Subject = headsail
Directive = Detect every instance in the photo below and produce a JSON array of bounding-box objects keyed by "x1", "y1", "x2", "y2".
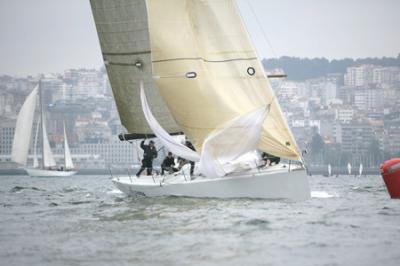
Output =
[
  {"x1": 64, "y1": 124, "x2": 74, "y2": 170},
  {"x1": 89, "y1": 0, "x2": 180, "y2": 137},
  {"x1": 199, "y1": 106, "x2": 269, "y2": 177},
  {"x1": 41, "y1": 118, "x2": 56, "y2": 168},
  {"x1": 146, "y1": 0, "x2": 301, "y2": 160},
  {"x1": 11, "y1": 86, "x2": 38, "y2": 166}
]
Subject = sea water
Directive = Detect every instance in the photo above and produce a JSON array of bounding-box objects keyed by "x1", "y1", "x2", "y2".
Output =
[{"x1": 0, "y1": 174, "x2": 399, "y2": 266}]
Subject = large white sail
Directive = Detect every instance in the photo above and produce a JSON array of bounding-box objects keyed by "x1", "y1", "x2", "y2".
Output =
[
  {"x1": 199, "y1": 106, "x2": 269, "y2": 177},
  {"x1": 63, "y1": 124, "x2": 74, "y2": 170},
  {"x1": 41, "y1": 118, "x2": 56, "y2": 168},
  {"x1": 11, "y1": 86, "x2": 38, "y2": 166},
  {"x1": 146, "y1": 0, "x2": 301, "y2": 161},
  {"x1": 89, "y1": 0, "x2": 180, "y2": 137}
]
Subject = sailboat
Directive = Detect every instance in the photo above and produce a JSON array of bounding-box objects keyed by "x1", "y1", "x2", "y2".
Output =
[
  {"x1": 11, "y1": 82, "x2": 77, "y2": 177},
  {"x1": 90, "y1": 0, "x2": 310, "y2": 200},
  {"x1": 347, "y1": 162, "x2": 352, "y2": 175},
  {"x1": 328, "y1": 164, "x2": 332, "y2": 177},
  {"x1": 359, "y1": 163, "x2": 363, "y2": 177}
]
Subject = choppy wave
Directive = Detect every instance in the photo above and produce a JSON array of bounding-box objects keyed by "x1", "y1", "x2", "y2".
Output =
[
  {"x1": 0, "y1": 174, "x2": 399, "y2": 266},
  {"x1": 9, "y1": 186, "x2": 44, "y2": 192}
]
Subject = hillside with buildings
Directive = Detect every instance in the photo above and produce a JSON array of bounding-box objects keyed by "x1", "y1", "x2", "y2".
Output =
[
  {"x1": 266, "y1": 59, "x2": 400, "y2": 169},
  {"x1": 1, "y1": 58, "x2": 400, "y2": 171}
]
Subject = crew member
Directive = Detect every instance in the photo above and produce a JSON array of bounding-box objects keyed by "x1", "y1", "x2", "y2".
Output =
[
  {"x1": 161, "y1": 152, "x2": 177, "y2": 175},
  {"x1": 136, "y1": 140, "x2": 158, "y2": 177},
  {"x1": 185, "y1": 140, "x2": 196, "y2": 175},
  {"x1": 261, "y1": 152, "x2": 280, "y2": 166}
]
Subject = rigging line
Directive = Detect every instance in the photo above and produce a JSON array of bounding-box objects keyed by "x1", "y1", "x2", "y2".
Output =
[{"x1": 244, "y1": 0, "x2": 278, "y2": 58}]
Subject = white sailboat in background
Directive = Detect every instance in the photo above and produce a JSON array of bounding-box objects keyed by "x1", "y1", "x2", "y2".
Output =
[
  {"x1": 359, "y1": 163, "x2": 363, "y2": 177},
  {"x1": 328, "y1": 164, "x2": 332, "y2": 177},
  {"x1": 90, "y1": 0, "x2": 310, "y2": 200},
  {"x1": 11, "y1": 83, "x2": 76, "y2": 177},
  {"x1": 347, "y1": 163, "x2": 352, "y2": 175}
]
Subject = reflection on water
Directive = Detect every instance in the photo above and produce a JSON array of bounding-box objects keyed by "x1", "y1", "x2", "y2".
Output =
[{"x1": 0, "y1": 174, "x2": 399, "y2": 266}]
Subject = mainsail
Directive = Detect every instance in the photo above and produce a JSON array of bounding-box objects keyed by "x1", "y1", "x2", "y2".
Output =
[
  {"x1": 89, "y1": 0, "x2": 180, "y2": 137},
  {"x1": 63, "y1": 124, "x2": 74, "y2": 170},
  {"x1": 146, "y1": 0, "x2": 301, "y2": 161},
  {"x1": 11, "y1": 86, "x2": 38, "y2": 166}
]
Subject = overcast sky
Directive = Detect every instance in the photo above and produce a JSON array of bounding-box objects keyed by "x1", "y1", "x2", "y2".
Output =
[{"x1": 0, "y1": 0, "x2": 399, "y2": 76}]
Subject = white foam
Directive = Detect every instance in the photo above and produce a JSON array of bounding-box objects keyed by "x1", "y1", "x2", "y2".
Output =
[
  {"x1": 107, "y1": 189, "x2": 123, "y2": 194},
  {"x1": 311, "y1": 191, "x2": 335, "y2": 198}
]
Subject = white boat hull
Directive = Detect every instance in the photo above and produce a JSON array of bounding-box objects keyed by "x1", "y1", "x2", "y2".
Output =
[
  {"x1": 25, "y1": 168, "x2": 77, "y2": 177},
  {"x1": 112, "y1": 166, "x2": 311, "y2": 201}
]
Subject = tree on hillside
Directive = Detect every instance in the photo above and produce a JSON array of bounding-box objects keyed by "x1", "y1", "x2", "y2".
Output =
[
  {"x1": 262, "y1": 55, "x2": 400, "y2": 80},
  {"x1": 309, "y1": 130, "x2": 325, "y2": 164}
]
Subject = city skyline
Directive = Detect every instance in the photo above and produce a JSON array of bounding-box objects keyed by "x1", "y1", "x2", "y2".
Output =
[{"x1": 0, "y1": 0, "x2": 399, "y2": 76}]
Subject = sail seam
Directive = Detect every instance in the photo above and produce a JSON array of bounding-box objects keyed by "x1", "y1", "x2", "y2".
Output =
[
  {"x1": 152, "y1": 57, "x2": 258, "y2": 63},
  {"x1": 107, "y1": 62, "x2": 145, "y2": 66}
]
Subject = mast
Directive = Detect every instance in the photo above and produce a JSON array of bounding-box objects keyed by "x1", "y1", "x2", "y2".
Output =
[{"x1": 39, "y1": 80, "x2": 45, "y2": 169}]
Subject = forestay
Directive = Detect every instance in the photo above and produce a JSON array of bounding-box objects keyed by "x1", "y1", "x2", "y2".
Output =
[
  {"x1": 147, "y1": 0, "x2": 301, "y2": 161},
  {"x1": 89, "y1": 0, "x2": 180, "y2": 137},
  {"x1": 11, "y1": 86, "x2": 38, "y2": 166}
]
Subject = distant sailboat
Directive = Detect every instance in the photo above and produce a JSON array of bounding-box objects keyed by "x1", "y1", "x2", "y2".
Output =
[
  {"x1": 347, "y1": 163, "x2": 352, "y2": 175},
  {"x1": 90, "y1": 0, "x2": 310, "y2": 200},
  {"x1": 359, "y1": 163, "x2": 363, "y2": 177},
  {"x1": 11, "y1": 82, "x2": 76, "y2": 177},
  {"x1": 328, "y1": 164, "x2": 332, "y2": 177}
]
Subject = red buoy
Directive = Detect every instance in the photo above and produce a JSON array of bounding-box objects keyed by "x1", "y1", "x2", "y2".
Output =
[{"x1": 380, "y1": 158, "x2": 400, "y2": 199}]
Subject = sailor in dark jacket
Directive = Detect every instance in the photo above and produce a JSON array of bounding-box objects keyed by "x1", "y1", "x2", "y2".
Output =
[
  {"x1": 161, "y1": 152, "x2": 177, "y2": 175},
  {"x1": 185, "y1": 140, "x2": 196, "y2": 175},
  {"x1": 136, "y1": 140, "x2": 158, "y2": 177}
]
